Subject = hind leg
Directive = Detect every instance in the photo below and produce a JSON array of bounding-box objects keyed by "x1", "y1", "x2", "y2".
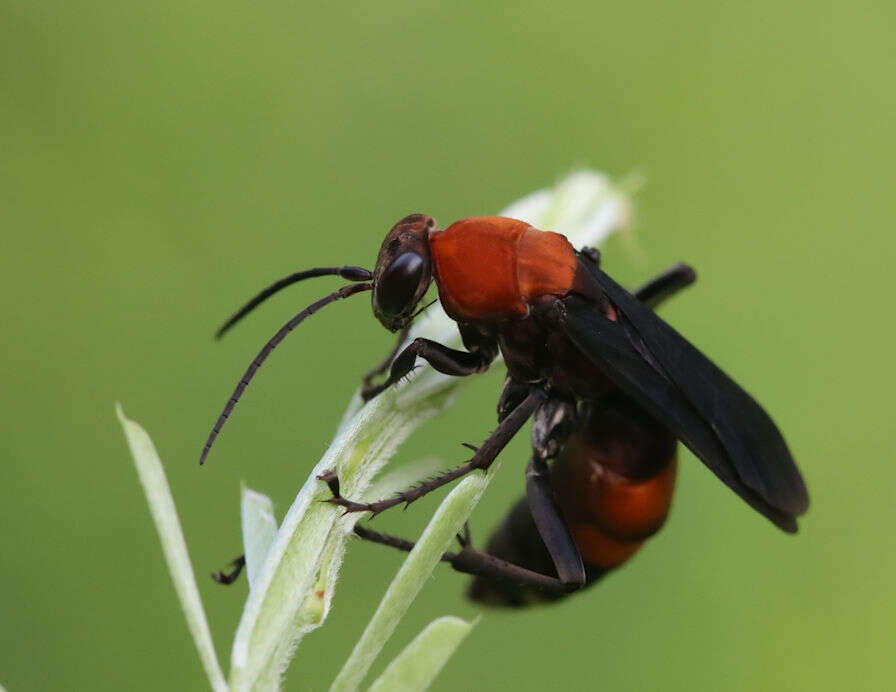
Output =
[
  {"x1": 351, "y1": 453, "x2": 588, "y2": 600},
  {"x1": 351, "y1": 520, "x2": 583, "y2": 597}
]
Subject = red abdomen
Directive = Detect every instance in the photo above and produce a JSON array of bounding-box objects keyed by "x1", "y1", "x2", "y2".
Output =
[
  {"x1": 553, "y1": 397, "x2": 678, "y2": 569},
  {"x1": 429, "y1": 217, "x2": 578, "y2": 322}
]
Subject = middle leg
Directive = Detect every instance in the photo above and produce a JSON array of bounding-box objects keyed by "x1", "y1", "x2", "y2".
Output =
[{"x1": 321, "y1": 389, "x2": 546, "y2": 515}]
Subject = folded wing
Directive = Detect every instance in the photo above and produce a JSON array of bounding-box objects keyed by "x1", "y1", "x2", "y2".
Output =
[{"x1": 560, "y1": 264, "x2": 809, "y2": 532}]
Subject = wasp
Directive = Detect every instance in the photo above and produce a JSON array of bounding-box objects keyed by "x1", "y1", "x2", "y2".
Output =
[{"x1": 203, "y1": 214, "x2": 808, "y2": 605}]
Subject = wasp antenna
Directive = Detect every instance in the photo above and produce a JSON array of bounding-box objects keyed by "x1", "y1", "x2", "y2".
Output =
[
  {"x1": 200, "y1": 282, "x2": 373, "y2": 465},
  {"x1": 215, "y1": 266, "x2": 373, "y2": 339}
]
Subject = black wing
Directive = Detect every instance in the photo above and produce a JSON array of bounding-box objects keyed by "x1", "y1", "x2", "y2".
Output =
[{"x1": 561, "y1": 262, "x2": 809, "y2": 533}]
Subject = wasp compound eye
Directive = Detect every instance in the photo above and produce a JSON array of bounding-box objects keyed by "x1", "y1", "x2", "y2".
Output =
[{"x1": 375, "y1": 252, "x2": 425, "y2": 318}]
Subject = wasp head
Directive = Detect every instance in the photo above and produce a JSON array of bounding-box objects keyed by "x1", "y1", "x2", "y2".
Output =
[{"x1": 372, "y1": 214, "x2": 435, "y2": 331}]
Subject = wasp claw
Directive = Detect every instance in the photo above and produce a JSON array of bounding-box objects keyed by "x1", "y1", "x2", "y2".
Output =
[{"x1": 317, "y1": 469, "x2": 341, "y2": 497}]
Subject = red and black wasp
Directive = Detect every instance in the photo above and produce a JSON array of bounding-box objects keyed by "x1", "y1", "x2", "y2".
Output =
[{"x1": 203, "y1": 214, "x2": 809, "y2": 605}]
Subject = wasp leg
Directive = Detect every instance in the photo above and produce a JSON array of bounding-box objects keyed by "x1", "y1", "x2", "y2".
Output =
[
  {"x1": 497, "y1": 376, "x2": 532, "y2": 422},
  {"x1": 321, "y1": 390, "x2": 545, "y2": 515},
  {"x1": 212, "y1": 554, "x2": 246, "y2": 585},
  {"x1": 578, "y1": 249, "x2": 696, "y2": 311},
  {"x1": 525, "y1": 458, "x2": 586, "y2": 587},
  {"x1": 633, "y1": 262, "x2": 697, "y2": 309},
  {"x1": 352, "y1": 524, "x2": 579, "y2": 595},
  {"x1": 360, "y1": 325, "x2": 411, "y2": 399},
  {"x1": 360, "y1": 337, "x2": 497, "y2": 402}
]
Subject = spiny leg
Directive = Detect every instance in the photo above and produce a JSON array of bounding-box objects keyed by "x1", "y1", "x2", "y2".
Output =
[
  {"x1": 352, "y1": 524, "x2": 578, "y2": 595},
  {"x1": 320, "y1": 389, "x2": 545, "y2": 515}
]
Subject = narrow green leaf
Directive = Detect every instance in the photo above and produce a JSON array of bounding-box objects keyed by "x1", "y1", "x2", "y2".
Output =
[
  {"x1": 329, "y1": 472, "x2": 491, "y2": 692},
  {"x1": 229, "y1": 387, "x2": 455, "y2": 691},
  {"x1": 367, "y1": 616, "x2": 476, "y2": 692},
  {"x1": 252, "y1": 538, "x2": 347, "y2": 692},
  {"x1": 116, "y1": 404, "x2": 228, "y2": 692},
  {"x1": 241, "y1": 486, "x2": 278, "y2": 590}
]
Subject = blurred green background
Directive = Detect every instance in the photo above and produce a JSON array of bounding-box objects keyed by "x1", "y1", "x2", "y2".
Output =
[{"x1": 2, "y1": 1, "x2": 893, "y2": 690}]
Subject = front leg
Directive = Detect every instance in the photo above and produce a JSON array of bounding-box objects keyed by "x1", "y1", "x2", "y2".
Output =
[
  {"x1": 361, "y1": 325, "x2": 411, "y2": 397},
  {"x1": 361, "y1": 336, "x2": 495, "y2": 401}
]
